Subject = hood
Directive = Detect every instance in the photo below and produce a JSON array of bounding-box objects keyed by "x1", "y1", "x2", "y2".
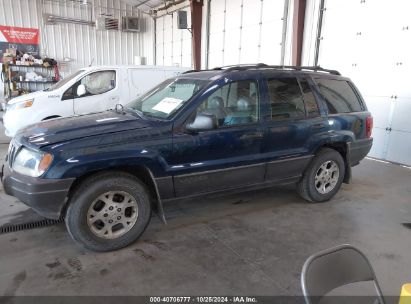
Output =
[
  {"x1": 16, "y1": 110, "x2": 151, "y2": 148},
  {"x1": 7, "y1": 91, "x2": 48, "y2": 105}
]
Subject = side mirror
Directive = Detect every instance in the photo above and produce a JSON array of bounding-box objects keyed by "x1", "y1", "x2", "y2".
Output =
[
  {"x1": 77, "y1": 84, "x2": 87, "y2": 97},
  {"x1": 186, "y1": 113, "x2": 217, "y2": 133}
]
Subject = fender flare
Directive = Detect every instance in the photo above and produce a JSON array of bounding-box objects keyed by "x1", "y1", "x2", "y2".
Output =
[{"x1": 146, "y1": 168, "x2": 167, "y2": 224}]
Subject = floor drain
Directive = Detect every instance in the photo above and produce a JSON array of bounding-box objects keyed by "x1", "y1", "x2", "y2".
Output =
[
  {"x1": 402, "y1": 223, "x2": 411, "y2": 230},
  {"x1": 0, "y1": 217, "x2": 64, "y2": 234}
]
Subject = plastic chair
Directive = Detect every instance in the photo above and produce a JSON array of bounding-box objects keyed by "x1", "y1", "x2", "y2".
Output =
[{"x1": 301, "y1": 244, "x2": 385, "y2": 304}]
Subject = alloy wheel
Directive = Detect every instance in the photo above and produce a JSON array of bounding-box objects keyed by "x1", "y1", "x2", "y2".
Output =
[
  {"x1": 314, "y1": 160, "x2": 340, "y2": 194},
  {"x1": 86, "y1": 191, "x2": 138, "y2": 239}
]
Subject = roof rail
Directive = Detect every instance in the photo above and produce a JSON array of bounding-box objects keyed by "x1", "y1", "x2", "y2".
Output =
[
  {"x1": 181, "y1": 64, "x2": 341, "y2": 76},
  {"x1": 210, "y1": 64, "x2": 341, "y2": 75},
  {"x1": 268, "y1": 65, "x2": 341, "y2": 75},
  {"x1": 182, "y1": 69, "x2": 200, "y2": 74}
]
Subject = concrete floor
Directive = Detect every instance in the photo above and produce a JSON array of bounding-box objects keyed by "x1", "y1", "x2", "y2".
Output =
[{"x1": 0, "y1": 121, "x2": 410, "y2": 296}]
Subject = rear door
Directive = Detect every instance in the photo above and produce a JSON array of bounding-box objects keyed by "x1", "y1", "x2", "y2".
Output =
[
  {"x1": 170, "y1": 78, "x2": 266, "y2": 197},
  {"x1": 261, "y1": 74, "x2": 327, "y2": 182},
  {"x1": 73, "y1": 70, "x2": 119, "y2": 114}
]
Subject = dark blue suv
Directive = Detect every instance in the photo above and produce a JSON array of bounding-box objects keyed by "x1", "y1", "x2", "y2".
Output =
[{"x1": 1, "y1": 65, "x2": 373, "y2": 251}]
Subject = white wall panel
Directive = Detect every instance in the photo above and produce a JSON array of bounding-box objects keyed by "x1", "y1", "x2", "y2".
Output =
[
  {"x1": 0, "y1": 0, "x2": 155, "y2": 76},
  {"x1": 155, "y1": 4, "x2": 192, "y2": 68},
  {"x1": 304, "y1": 0, "x2": 411, "y2": 165},
  {"x1": 207, "y1": 0, "x2": 286, "y2": 68}
]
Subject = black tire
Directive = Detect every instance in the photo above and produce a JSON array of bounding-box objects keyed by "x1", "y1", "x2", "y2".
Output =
[
  {"x1": 65, "y1": 171, "x2": 152, "y2": 252},
  {"x1": 297, "y1": 148, "x2": 345, "y2": 203}
]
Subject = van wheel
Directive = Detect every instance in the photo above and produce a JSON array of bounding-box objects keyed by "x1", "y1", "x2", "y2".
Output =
[
  {"x1": 65, "y1": 172, "x2": 151, "y2": 252},
  {"x1": 297, "y1": 148, "x2": 345, "y2": 203}
]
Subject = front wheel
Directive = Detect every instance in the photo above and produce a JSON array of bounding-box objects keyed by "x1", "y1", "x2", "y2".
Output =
[
  {"x1": 65, "y1": 172, "x2": 152, "y2": 252},
  {"x1": 297, "y1": 148, "x2": 345, "y2": 203}
]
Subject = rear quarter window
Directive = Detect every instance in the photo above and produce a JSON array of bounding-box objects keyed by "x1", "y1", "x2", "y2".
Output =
[{"x1": 316, "y1": 78, "x2": 364, "y2": 114}]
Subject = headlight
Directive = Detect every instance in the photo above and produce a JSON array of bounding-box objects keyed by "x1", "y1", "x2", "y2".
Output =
[
  {"x1": 7, "y1": 99, "x2": 34, "y2": 111},
  {"x1": 13, "y1": 148, "x2": 53, "y2": 177}
]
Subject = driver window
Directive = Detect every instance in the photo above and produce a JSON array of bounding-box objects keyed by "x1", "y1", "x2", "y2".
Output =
[
  {"x1": 196, "y1": 80, "x2": 259, "y2": 127},
  {"x1": 78, "y1": 71, "x2": 116, "y2": 97}
]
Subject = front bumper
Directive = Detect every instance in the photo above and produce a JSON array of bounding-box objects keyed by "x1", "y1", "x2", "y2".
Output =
[{"x1": 1, "y1": 164, "x2": 75, "y2": 219}]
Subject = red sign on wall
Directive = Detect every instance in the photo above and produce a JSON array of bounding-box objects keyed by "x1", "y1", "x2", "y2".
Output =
[
  {"x1": 0, "y1": 25, "x2": 39, "y2": 44},
  {"x1": 0, "y1": 25, "x2": 40, "y2": 60}
]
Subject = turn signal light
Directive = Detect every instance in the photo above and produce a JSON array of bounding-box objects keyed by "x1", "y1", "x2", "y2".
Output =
[{"x1": 38, "y1": 153, "x2": 53, "y2": 174}]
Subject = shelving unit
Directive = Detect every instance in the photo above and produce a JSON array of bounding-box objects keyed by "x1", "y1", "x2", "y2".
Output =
[{"x1": 1, "y1": 63, "x2": 59, "y2": 101}]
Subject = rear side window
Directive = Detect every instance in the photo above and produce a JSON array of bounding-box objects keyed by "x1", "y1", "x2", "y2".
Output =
[
  {"x1": 316, "y1": 79, "x2": 364, "y2": 113},
  {"x1": 267, "y1": 78, "x2": 305, "y2": 120},
  {"x1": 299, "y1": 79, "x2": 320, "y2": 117}
]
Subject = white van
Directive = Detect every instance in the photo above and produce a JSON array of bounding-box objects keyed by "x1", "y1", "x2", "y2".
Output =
[{"x1": 3, "y1": 65, "x2": 188, "y2": 137}]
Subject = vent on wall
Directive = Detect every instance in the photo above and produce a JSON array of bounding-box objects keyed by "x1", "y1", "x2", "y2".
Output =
[
  {"x1": 122, "y1": 17, "x2": 140, "y2": 32},
  {"x1": 96, "y1": 17, "x2": 119, "y2": 30}
]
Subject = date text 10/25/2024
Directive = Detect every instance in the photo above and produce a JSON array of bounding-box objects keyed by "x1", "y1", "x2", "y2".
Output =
[{"x1": 150, "y1": 297, "x2": 258, "y2": 303}]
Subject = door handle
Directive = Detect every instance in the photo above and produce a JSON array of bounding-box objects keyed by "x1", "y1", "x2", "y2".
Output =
[
  {"x1": 110, "y1": 96, "x2": 120, "y2": 102},
  {"x1": 241, "y1": 132, "x2": 264, "y2": 140}
]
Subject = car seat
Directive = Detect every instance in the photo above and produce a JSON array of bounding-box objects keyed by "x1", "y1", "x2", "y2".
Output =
[
  {"x1": 223, "y1": 97, "x2": 253, "y2": 126},
  {"x1": 206, "y1": 96, "x2": 227, "y2": 126}
]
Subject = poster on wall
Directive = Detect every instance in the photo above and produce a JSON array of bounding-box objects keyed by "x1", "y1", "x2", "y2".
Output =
[{"x1": 0, "y1": 25, "x2": 40, "y2": 61}]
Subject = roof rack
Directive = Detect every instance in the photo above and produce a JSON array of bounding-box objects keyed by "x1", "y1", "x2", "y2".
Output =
[
  {"x1": 181, "y1": 69, "x2": 200, "y2": 74},
  {"x1": 271, "y1": 65, "x2": 341, "y2": 75},
  {"x1": 181, "y1": 64, "x2": 341, "y2": 76},
  {"x1": 219, "y1": 64, "x2": 341, "y2": 75}
]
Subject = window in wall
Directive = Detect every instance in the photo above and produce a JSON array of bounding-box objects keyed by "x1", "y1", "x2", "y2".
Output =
[
  {"x1": 267, "y1": 77, "x2": 305, "y2": 120},
  {"x1": 316, "y1": 78, "x2": 364, "y2": 114}
]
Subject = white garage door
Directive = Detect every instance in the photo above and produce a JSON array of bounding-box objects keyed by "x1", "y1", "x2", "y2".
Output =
[
  {"x1": 155, "y1": 8, "x2": 192, "y2": 68},
  {"x1": 207, "y1": 0, "x2": 287, "y2": 68},
  {"x1": 317, "y1": 0, "x2": 411, "y2": 166}
]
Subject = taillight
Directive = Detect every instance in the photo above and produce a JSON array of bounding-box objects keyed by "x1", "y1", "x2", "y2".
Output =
[{"x1": 366, "y1": 116, "x2": 373, "y2": 138}]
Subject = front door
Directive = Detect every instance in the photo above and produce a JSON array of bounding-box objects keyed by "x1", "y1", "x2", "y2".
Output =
[
  {"x1": 170, "y1": 79, "x2": 265, "y2": 197},
  {"x1": 73, "y1": 70, "x2": 119, "y2": 115}
]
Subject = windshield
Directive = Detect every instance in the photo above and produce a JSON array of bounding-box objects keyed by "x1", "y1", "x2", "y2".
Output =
[
  {"x1": 44, "y1": 69, "x2": 85, "y2": 91},
  {"x1": 127, "y1": 78, "x2": 209, "y2": 119}
]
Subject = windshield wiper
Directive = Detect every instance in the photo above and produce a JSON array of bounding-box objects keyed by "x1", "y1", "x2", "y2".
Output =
[
  {"x1": 142, "y1": 111, "x2": 166, "y2": 120},
  {"x1": 125, "y1": 107, "x2": 143, "y2": 117}
]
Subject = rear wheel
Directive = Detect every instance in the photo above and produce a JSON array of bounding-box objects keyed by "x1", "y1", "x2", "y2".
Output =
[
  {"x1": 65, "y1": 172, "x2": 151, "y2": 252},
  {"x1": 297, "y1": 148, "x2": 345, "y2": 203}
]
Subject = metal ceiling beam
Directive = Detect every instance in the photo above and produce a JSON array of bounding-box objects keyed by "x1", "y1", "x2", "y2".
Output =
[{"x1": 120, "y1": 0, "x2": 157, "y2": 9}]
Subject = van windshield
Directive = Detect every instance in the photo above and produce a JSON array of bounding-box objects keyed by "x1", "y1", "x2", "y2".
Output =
[
  {"x1": 44, "y1": 69, "x2": 85, "y2": 91},
  {"x1": 127, "y1": 78, "x2": 209, "y2": 119}
]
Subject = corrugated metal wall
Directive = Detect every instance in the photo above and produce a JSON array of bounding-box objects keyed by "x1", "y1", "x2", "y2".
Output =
[
  {"x1": 302, "y1": 0, "x2": 411, "y2": 166},
  {"x1": 0, "y1": 0, "x2": 155, "y2": 74},
  {"x1": 207, "y1": 0, "x2": 290, "y2": 68},
  {"x1": 155, "y1": 2, "x2": 192, "y2": 68}
]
